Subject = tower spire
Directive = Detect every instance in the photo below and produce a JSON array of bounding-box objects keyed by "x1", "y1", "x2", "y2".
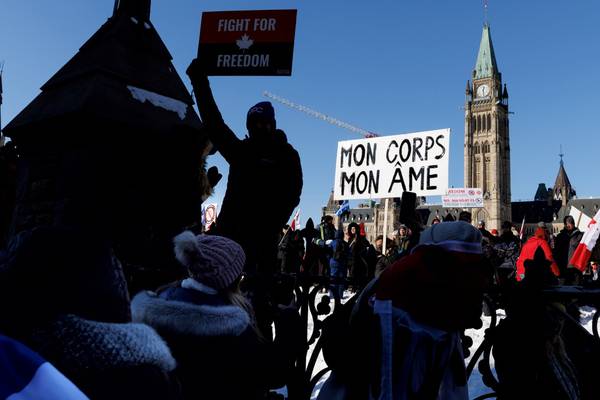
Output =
[
  {"x1": 484, "y1": 0, "x2": 489, "y2": 25},
  {"x1": 473, "y1": 24, "x2": 498, "y2": 79},
  {"x1": 559, "y1": 145, "x2": 564, "y2": 166}
]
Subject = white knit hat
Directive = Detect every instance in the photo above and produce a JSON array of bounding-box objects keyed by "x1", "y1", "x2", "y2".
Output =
[{"x1": 173, "y1": 231, "x2": 245, "y2": 290}]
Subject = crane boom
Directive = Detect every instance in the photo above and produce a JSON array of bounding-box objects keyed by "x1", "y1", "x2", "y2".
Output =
[{"x1": 263, "y1": 91, "x2": 378, "y2": 138}]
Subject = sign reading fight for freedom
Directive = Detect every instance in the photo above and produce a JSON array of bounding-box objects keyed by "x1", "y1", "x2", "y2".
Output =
[
  {"x1": 333, "y1": 129, "x2": 450, "y2": 200},
  {"x1": 199, "y1": 10, "x2": 297, "y2": 76},
  {"x1": 442, "y1": 188, "x2": 483, "y2": 208}
]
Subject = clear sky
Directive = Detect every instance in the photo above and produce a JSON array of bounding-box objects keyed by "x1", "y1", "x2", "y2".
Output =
[{"x1": 1, "y1": 0, "x2": 599, "y2": 224}]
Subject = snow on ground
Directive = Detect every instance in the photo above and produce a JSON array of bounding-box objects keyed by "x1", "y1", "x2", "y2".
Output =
[
  {"x1": 278, "y1": 294, "x2": 598, "y2": 399},
  {"x1": 580, "y1": 306, "x2": 597, "y2": 335}
]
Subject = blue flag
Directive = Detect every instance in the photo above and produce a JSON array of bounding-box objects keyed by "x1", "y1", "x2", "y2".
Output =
[
  {"x1": 0, "y1": 334, "x2": 88, "y2": 399},
  {"x1": 335, "y1": 200, "x2": 350, "y2": 216}
]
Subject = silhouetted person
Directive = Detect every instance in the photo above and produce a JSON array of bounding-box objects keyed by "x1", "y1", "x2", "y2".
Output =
[
  {"x1": 186, "y1": 60, "x2": 302, "y2": 339},
  {"x1": 186, "y1": 60, "x2": 302, "y2": 277},
  {"x1": 554, "y1": 215, "x2": 584, "y2": 284}
]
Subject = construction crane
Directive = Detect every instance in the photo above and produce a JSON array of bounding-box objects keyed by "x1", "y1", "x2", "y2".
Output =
[{"x1": 262, "y1": 91, "x2": 379, "y2": 138}]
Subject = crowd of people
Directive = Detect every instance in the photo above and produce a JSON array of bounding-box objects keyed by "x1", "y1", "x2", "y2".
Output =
[{"x1": 1, "y1": 58, "x2": 599, "y2": 400}]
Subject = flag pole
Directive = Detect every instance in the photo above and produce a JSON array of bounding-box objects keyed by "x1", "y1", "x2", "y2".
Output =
[{"x1": 382, "y1": 198, "x2": 389, "y2": 254}]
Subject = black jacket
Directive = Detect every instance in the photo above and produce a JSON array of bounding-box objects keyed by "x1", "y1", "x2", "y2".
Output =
[
  {"x1": 554, "y1": 228, "x2": 584, "y2": 273},
  {"x1": 189, "y1": 74, "x2": 303, "y2": 272}
]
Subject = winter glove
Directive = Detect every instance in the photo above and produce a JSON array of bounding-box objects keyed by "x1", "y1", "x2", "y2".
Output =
[
  {"x1": 206, "y1": 166, "x2": 222, "y2": 188},
  {"x1": 186, "y1": 58, "x2": 208, "y2": 84}
]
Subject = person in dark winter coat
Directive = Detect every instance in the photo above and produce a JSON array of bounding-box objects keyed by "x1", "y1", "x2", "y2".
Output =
[
  {"x1": 186, "y1": 60, "x2": 302, "y2": 277},
  {"x1": 0, "y1": 227, "x2": 179, "y2": 400},
  {"x1": 318, "y1": 221, "x2": 492, "y2": 400},
  {"x1": 300, "y1": 218, "x2": 321, "y2": 276},
  {"x1": 347, "y1": 222, "x2": 369, "y2": 292},
  {"x1": 323, "y1": 228, "x2": 350, "y2": 302},
  {"x1": 133, "y1": 232, "x2": 304, "y2": 400},
  {"x1": 492, "y1": 221, "x2": 521, "y2": 285},
  {"x1": 374, "y1": 238, "x2": 400, "y2": 278},
  {"x1": 278, "y1": 225, "x2": 304, "y2": 274},
  {"x1": 314, "y1": 215, "x2": 337, "y2": 277},
  {"x1": 554, "y1": 215, "x2": 584, "y2": 284},
  {"x1": 492, "y1": 247, "x2": 586, "y2": 400}
]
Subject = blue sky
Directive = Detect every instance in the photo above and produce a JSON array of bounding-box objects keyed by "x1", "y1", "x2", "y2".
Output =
[{"x1": 2, "y1": 1, "x2": 599, "y2": 224}]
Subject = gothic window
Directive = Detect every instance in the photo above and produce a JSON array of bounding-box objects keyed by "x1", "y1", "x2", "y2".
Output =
[
  {"x1": 475, "y1": 158, "x2": 481, "y2": 187},
  {"x1": 477, "y1": 115, "x2": 481, "y2": 132},
  {"x1": 482, "y1": 115, "x2": 486, "y2": 131},
  {"x1": 484, "y1": 157, "x2": 490, "y2": 191},
  {"x1": 487, "y1": 114, "x2": 491, "y2": 131}
]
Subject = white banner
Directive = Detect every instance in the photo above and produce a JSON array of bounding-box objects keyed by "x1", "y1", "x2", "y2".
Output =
[
  {"x1": 442, "y1": 188, "x2": 483, "y2": 208},
  {"x1": 333, "y1": 129, "x2": 450, "y2": 200}
]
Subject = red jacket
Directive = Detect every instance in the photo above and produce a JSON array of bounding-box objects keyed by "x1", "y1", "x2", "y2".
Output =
[{"x1": 516, "y1": 236, "x2": 559, "y2": 281}]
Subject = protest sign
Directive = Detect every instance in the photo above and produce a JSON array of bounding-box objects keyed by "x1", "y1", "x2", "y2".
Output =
[
  {"x1": 202, "y1": 203, "x2": 218, "y2": 230},
  {"x1": 442, "y1": 188, "x2": 483, "y2": 208},
  {"x1": 333, "y1": 129, "x2": 450, "y2": 200},
  {"x1": 198, "y1": 9, "x2": 297, "y2": 76}
]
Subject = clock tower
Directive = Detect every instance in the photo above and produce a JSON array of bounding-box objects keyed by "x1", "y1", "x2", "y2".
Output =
[{"x1": 464, "y1": 24, "x2": 511, "y2": 230}]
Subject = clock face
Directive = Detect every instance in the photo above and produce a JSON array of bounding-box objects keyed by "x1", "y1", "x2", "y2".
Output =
[{"x1": 477, "y1": 84, "x2": 490, "y2": 98}]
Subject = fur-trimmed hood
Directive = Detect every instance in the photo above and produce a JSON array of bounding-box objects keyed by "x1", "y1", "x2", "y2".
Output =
[
  {"x1": 31, "y1": 314, "x2": 176, "y2": 372},
  {"x1": 131, "y1": 291, "x2": 250, "y2": 337}
]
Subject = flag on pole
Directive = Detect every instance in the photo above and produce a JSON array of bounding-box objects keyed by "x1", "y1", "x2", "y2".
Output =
[
  {"x1": 569, "y1": 209, "x2": 600, "y2": 271},
  {"x1": 290, "y1": 209, "x2": 300, "y2": 231},
  {"x1": 335, "y1": 200, "x2": 350, "y2": 216},
  {"x1": 519, "y1": 216, "x2": 526, "y2": 240}
]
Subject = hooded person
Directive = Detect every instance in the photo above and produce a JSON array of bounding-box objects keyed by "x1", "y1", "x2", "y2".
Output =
[
  {"x1": 318, "y1": 221, "x2": 491, "y2": 400},
  {"x1": 302, "y1": 218, "x2": 323, "y2": 276},
  {"x1": 132, "y1": 232, "x2": 304, "y2": 400},
  {"x1": 492, "y1": 247, "x2": 583, "y2": 400},
  {"x1": 516, "y1": 227, "x2": 560, "y2": 281},
  {"x1": 347, "y1": 222, "x2": 369, "y2": 292},
  {"x1": 0, "y1": 227, "x2": 179, "y2": 400},
  {"x1": 373, "y1": 221, "x2": 490, "y2": 399},
  {"x1": 185, "y1": 60, "x2": 302, "y2": 279}
]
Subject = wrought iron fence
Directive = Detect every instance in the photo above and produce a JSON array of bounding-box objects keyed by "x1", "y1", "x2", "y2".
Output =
[{"x1": 281, "y1": 273, "x2": 600, "y2": 400}]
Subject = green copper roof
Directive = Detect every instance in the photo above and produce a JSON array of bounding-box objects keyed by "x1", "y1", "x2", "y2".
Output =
[{"x1": 474, "y1": 24, "x2": 498, "y2": 79}]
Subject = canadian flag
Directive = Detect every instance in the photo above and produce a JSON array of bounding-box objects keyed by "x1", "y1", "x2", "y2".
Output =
[
  {"x1": 290, "y1": 209, "x2": 300, "y2": 231},
  {"x1": 519, "y1": 216, "x2": 526, "y2": 240},
  {"x1": 569, "y1": 209, "x2": 600, "y2": 271}
]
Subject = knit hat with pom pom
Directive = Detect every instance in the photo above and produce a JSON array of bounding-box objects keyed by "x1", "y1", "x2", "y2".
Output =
[{"x1": 173, "y1": 231, "x2": 246, "y2": 290}]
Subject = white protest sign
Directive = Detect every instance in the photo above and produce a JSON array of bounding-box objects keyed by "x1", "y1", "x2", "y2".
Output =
[
  {"x1": 333, "y1": 129, "x2": 450, "y2": 200},
  {"x1": 442, "y1": 188, "x2": 483, "y2": 208}
]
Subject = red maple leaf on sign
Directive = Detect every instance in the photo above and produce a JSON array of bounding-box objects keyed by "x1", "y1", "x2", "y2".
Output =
[{"x1": 236, "y1": 34, "x2": 254, "y2": 50}]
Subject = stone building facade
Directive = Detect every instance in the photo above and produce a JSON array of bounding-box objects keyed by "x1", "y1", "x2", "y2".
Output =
[{"x1": 464, "y1": 24, "x2": 511, "y2": 231}]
